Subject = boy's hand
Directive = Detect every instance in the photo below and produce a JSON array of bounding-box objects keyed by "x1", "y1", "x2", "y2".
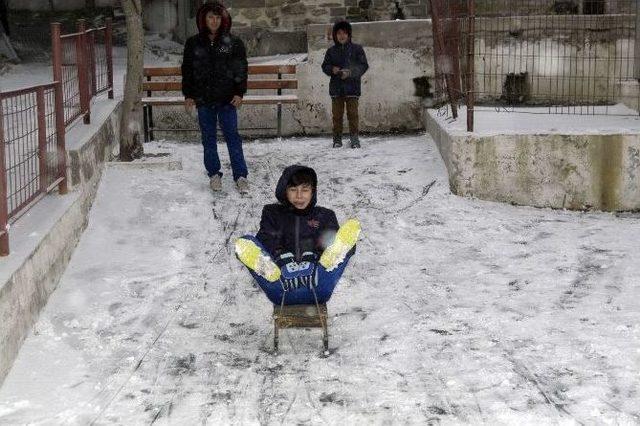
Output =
[
  {"x1": 231, "y1": 95, "x2": 243, "y2": 108},
  {"x1": 332, "y1": 66, "x2": 341, "y2": 75},
  {"x1": 340, "y1": 69, "x2": 351, "y2": 80},
  {"x1": 185, "y1": 98, "x2": 195, "y2": 112}
]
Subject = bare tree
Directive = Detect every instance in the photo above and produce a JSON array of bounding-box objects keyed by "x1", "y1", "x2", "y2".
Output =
[{"x1": 119, "y1": 0, "x2": 144, "y2": 161}]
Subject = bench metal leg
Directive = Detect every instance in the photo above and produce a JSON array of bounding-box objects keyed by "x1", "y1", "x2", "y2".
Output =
[
  {"x1": 277, "y1": 104, "x2": 282, "y2": 138},
  {"x1": 148, "y1": 105, "x2": 155, "y2": 141},
  {"x1": 143, "y1": 105, "x2": 149, "y2": 142}
]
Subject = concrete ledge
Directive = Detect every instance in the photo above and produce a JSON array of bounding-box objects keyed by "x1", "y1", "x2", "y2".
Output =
[
  {"x1": 107, "y1": 153, "x2": 183, "y2": 171},
  {"x1": 0, "y1": 99, "x2": 121, "y2": 384},
  {"x1": 425, "y1": 105, "x2": 640, "y2": 211}
]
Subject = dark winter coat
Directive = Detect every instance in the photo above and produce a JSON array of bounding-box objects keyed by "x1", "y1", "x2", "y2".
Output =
[
  {"x1": 256, "y1": 165, "x2": 340, "y2": 261},
  {"x1": 181, "y1": 3, "x2": 248, "y2": 106},
  {"x1": 321, "y1": 22, "x2": 369, "y2": 97}
]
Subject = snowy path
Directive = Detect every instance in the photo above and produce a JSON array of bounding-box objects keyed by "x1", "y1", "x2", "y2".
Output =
[{"x1": 0, "y1": 135, "x2": 639, "y2": 424}]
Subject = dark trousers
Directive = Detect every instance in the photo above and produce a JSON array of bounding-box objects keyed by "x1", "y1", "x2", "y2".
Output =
[
  {"x1": 197, "y1": 103, "x2": 248, "y2": 181},
  {"x1": 331, "y1": 96, "x2": 359, "y2": 137}
]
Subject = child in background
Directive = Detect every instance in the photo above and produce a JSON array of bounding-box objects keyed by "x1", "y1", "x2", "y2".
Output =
[{"x1": 321, "y1": 20, "x2": 369, "y2": 149}]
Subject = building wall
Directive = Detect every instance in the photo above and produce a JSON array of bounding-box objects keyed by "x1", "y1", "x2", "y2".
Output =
[
  {"x1": 175, "y1": 0, "x2": 430, "y2": 47},
  {"x1": 8, "y1": 0, "x2": 118, "y2": 10},
  {"x1": 225, "y1": 0, "x2": 429, "y2": 31},
  {"x1": 144, "y1": 0, "x2": 179, "y2": 35}
]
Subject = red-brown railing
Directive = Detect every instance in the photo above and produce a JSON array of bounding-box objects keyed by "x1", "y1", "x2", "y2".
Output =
[
  {"x1": 0, "y1": 83, "x2": 68, "y2": 255},
  {"x1": 0, "y1": 18, "x2": 112, "y2": 256},
  {"x1": 51, "y1": 19, "x2": 113, "y2": 126}
]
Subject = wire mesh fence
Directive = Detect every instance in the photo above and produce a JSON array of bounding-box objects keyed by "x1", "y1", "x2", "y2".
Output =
[
  {"x1": 0, "y1": 84, "x2": 66, "y2": 246},
  {"x1": 53, "y1": 19, "x2": 114, "y2": 126},
  {"x1": 430, "y1": 0, "x2": 640, "y2": 130}
]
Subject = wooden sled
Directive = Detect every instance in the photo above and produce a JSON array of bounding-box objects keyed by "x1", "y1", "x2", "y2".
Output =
[{"x1": 273, "y1": 303, "x2": 328, "y2": 352}]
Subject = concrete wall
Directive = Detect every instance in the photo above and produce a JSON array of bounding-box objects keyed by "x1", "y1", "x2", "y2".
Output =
[
  {"x1": 424, "y1": 108, "x2": 640, "y2": 211},
  {"x1": 144, "y1": 0, "x2": 179, "y2": 36},
  {"x1": 224, "y1": 0, "x2": 429, "y2": 31},
  {"x1": 0, "y1": 101, "x2": 120, "y2": 384},
  {"x1": 8, "y1": 0, "x2": 118, "y2": 10},
  {"x1": 174, "y1": 0, "x2": 429, "y2": 48}
]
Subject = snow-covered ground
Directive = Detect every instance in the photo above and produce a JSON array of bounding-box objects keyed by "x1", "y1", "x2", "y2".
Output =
[
  {"x1": 0, "y1": 134, "x2": 639, "y2": 424},
  {"x1": 434, "y1": 104, "x2": 640, "y2": 136},
  {"x1": 436, "y1": 105, "x2": 640, "y2": 136}
]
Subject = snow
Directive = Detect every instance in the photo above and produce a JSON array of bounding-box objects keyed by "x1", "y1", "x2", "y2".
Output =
[
  {"x1": 1, "y1": 134, "x2": 639, "y2": 424},
  {"x1": 434, "y1": 104, "x2": 640, "y2": 136}
]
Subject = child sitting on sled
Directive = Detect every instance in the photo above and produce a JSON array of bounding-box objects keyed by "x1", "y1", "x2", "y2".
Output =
[{"x1": 235, "y1": 165, "x2": 359, "y2": 305}]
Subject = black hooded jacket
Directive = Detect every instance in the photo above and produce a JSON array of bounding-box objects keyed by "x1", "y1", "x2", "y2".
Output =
[
  {"x1": 321, "y1": 21, "x2": 369, "y2": 97},
  {"x1": 181, "y1": 2, "x2": 248, "y2": 106},
  {"x1": 256, "y1": 166, "x2": 340, "y2": 261}
]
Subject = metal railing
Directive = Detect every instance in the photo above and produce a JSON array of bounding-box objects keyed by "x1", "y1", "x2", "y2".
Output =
[
  {"x1": 51, "y1": 18, "x2": 114, "y2": 126},
  {"x1": 0, "y1": 83, "x2": 67, "y2": 254},
  {"x1": 429, "y1": 0, "x2": 640, "y2": 131},
  {"x1": 0, "y1": 18, "x2": 113, "y2": 256}
]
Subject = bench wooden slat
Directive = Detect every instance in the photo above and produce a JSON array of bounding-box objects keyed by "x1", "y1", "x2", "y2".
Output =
[
  {"x1": 144, "y1": 67, "x2": 181, "y2": 77},
  {"x1": 143, "y1": 64, "x2": 297, "y2": 77},
  {"x1": 142, "y1": 94, "x2": 298, "y2": 106},
  {"x1": 143, "y1": 79, "x2": 298, "y2": 92},
  {"x1": 248, "y1": 64, "x2": 297, "y2": 75}
]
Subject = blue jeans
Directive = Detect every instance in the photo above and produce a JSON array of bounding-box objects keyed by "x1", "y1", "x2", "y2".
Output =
[
  {"x1": 240, "y1": 235, "x2": 352, "y2": 305},
  {"x1": 197, "y1": 103, "x2": 248, "y2": 181}
]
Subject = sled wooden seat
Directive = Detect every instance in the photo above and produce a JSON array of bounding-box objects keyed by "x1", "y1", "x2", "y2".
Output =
[
  {"x1": 141, "y1": 64, "x2": 299, "y2": 140},
  {"x1": 273, "y1": 303, "x2": 328, "y2": 352}
]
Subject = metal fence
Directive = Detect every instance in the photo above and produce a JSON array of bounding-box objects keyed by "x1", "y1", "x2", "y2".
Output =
[
  {"x1": 429, "y1": 0, "x2": 640, "y2": 131},
  {"x1": 0, "y1": 18, "x2": 113, "y2": 256},
  {"x1": 52, "y1": 19, "x2": 114, "y2": 126},
  {"x1": 0, "y1": 83, "x2": 67, "y2": 254}
]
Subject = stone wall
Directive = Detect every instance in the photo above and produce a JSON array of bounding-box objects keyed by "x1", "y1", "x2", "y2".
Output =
[
  {"x1": 8, "y1": 0, "x2": 118, "y2": 10},
  {"x1": 226, "y1": 0, "x2": 429, "y2": 31},
  {"x1": 175, "y1": 0, "x2": 430, "y2": 49}
]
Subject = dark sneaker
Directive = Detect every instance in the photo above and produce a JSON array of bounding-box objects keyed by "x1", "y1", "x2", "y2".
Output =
[
  {"x1": 350, "y1": 135, "x2": 361, "y2": 149},
  {"x1": 333, "y1": 135, "x2": 343, "y2": 148}
]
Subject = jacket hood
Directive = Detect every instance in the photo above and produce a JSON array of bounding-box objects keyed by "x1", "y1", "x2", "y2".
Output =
[
  {"x1": 332, "y1": 20, "x2": 352, "y2": 44},
  {"x1": 275, "y1": 165, "x2": 318, "y2": 211},
  {"x1": 196, "y1": 2, "x2": 232, "y2": 36}
]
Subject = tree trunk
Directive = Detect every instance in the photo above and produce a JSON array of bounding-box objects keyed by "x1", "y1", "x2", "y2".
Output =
[{"x1": 119, "y1": 0, "x2": 144, "y2": 161}]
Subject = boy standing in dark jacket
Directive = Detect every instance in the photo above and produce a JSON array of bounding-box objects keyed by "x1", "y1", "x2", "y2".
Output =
[
  {"x1": 321, "y1": 20, "x2": 369, "y2": 149},
  {"x1": 182, "y1": 2, "x2": 250, "y2": 194},
  {"x1": 235, "y1": 165, "x2": 360, "y2": 305}
]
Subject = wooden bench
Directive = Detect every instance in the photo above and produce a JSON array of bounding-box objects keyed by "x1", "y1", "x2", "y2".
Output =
[{"x1": 142, "y1": 64, "x2": 298, "y2": 141}]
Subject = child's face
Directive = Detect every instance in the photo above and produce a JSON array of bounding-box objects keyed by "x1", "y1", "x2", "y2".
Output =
[
  {"x1": 336, "y1": 29, "x2": 349, "y2": 44},
  {"x1": 286, "y1": 184, "x2": 313, "y2": 210},
  {"x1": 206, "y1": 11, "x2": 222, "y2": 34}
]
